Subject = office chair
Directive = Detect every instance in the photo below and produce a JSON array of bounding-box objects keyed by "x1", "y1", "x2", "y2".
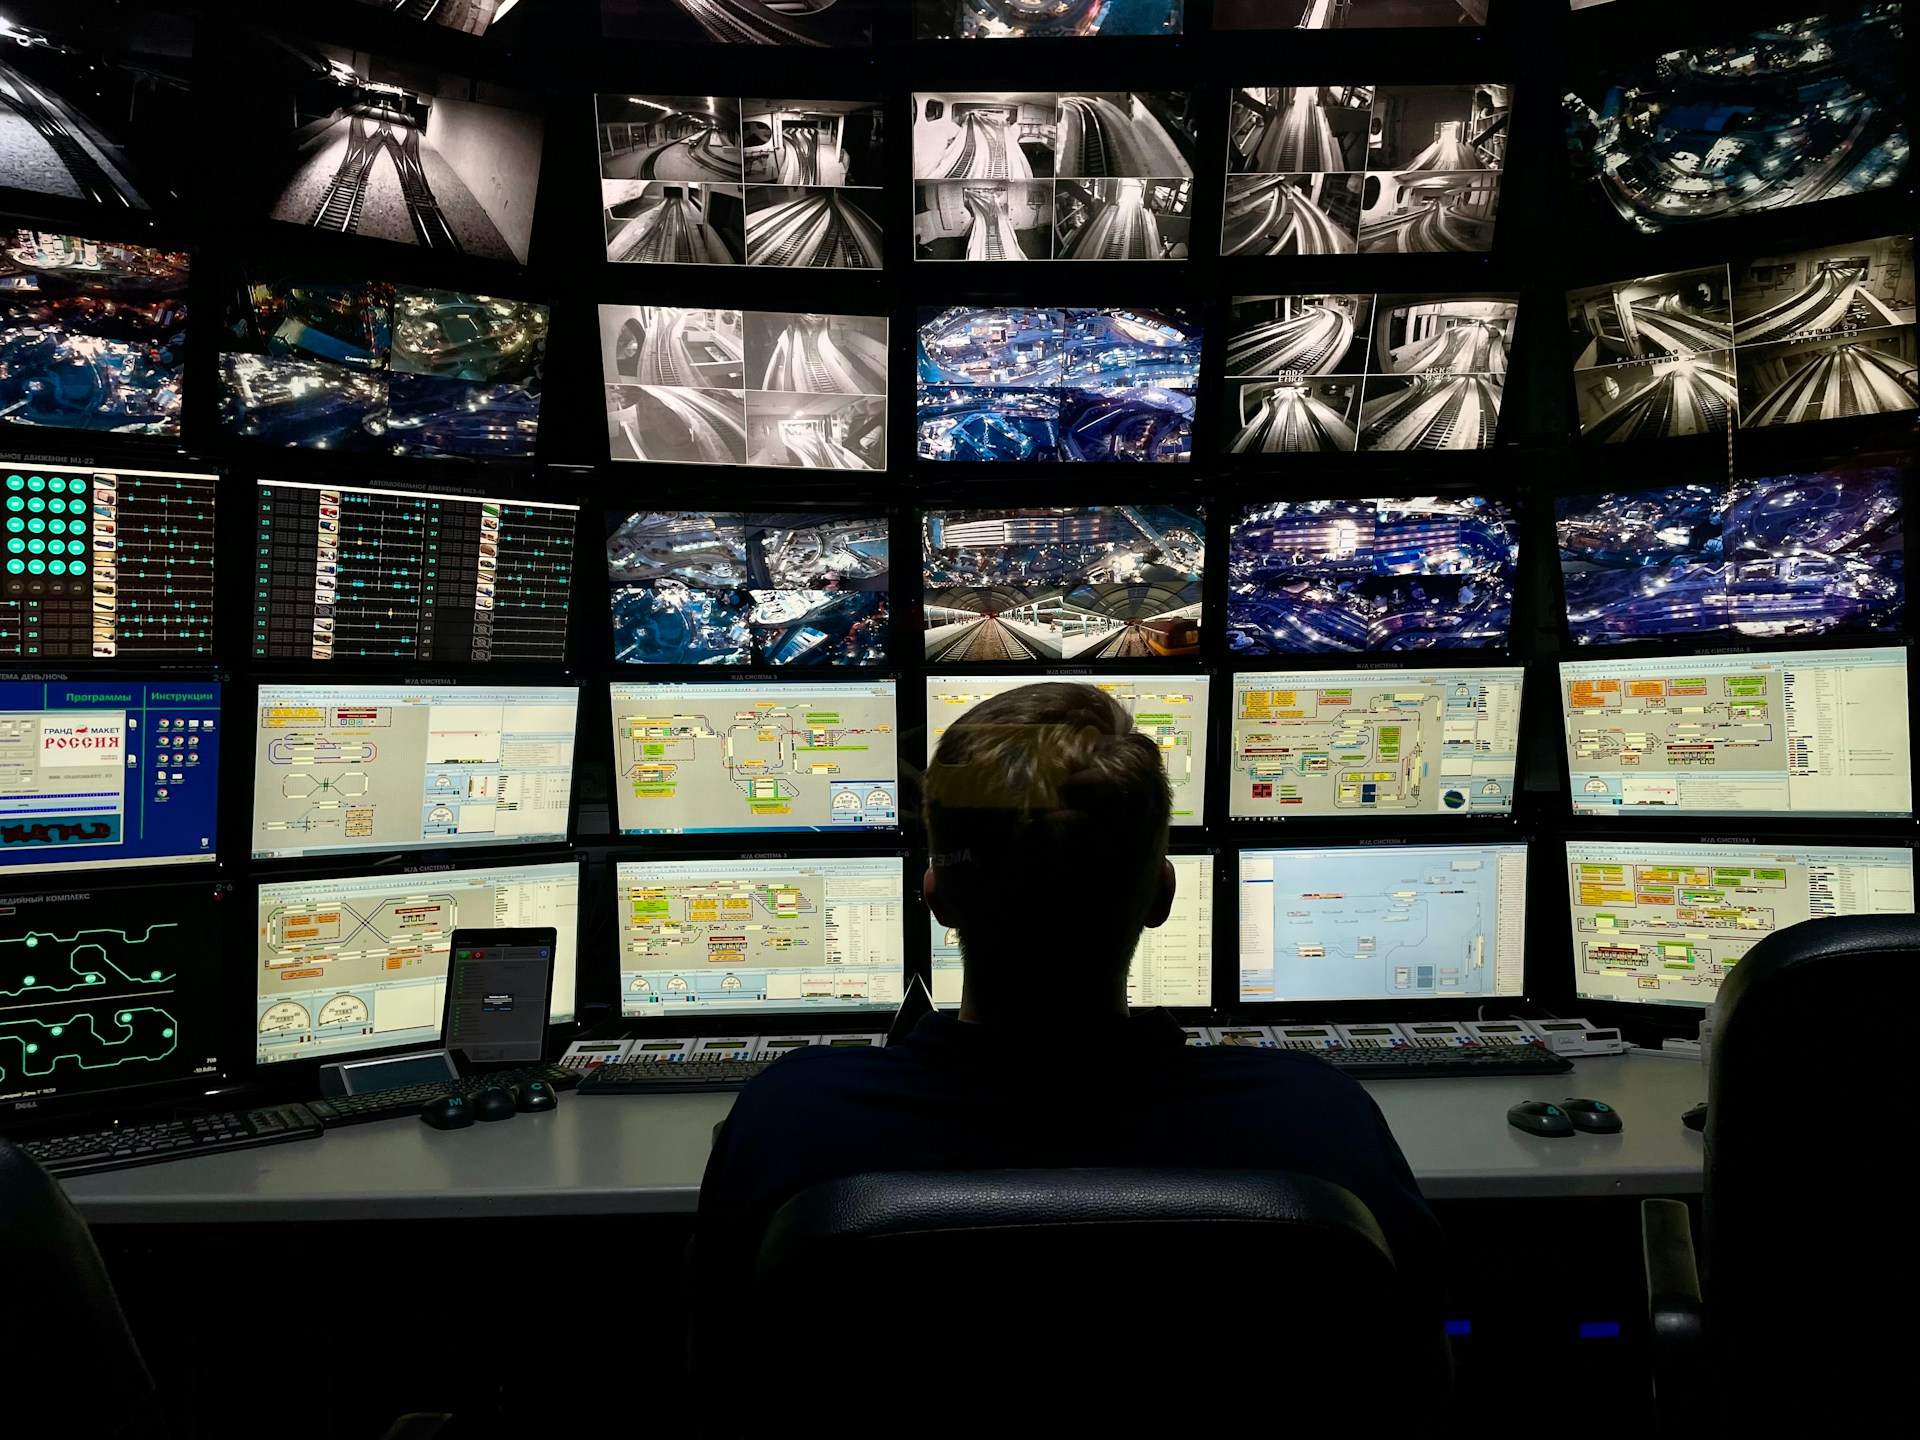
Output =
[
  {"x1": 0, "y1": 1137, "x2": 164, "y2": 1438},
  {"x1": 751, "y1": 1168, "x2": 1445, "y2": 1415},
  {"x1": 1642, "y1": 913, "x2": 1918, "y2": 1430}
]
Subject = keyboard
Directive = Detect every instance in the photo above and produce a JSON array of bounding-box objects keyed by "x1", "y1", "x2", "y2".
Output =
[
  {"x1": 1318, "y1": 1045, "x2": 1574, "y2": 1080},
  {"x1": 576, "y1": 1060, "x2": 769, "y2": 1095},
  {"x1": 20, "y1": 1104, "x2": 323, "y2": 1179},
  {"x1": 305, "y1": 1062, "x2": 580, "y2": 1127}
]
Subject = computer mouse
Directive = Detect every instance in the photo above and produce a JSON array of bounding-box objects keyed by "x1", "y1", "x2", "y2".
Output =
[
  {"x1": 1682, "y1": 1102, "x2": 1708, "y2": 1133},
  {"x1": 420, "y1": 1095, "x2": 474, "y2": 1130},
  {"x1": 1561, "y1": 1097, "x2": 1623, "y2": 1134},
  {"x1": 512, "y1": 1079, "x2": 558, "y2": 1113},
  {"x1": 1507, "y1": 1101, "x2": 1575, "y2": 1138},
  {"x1": 469, "y1": 1086, "x2": 518, "y2": 1122}
]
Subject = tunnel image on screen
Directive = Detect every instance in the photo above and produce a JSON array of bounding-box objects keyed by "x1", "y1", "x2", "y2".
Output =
[
  {"x1": 1224, "y1": 84, "x2": 1507, "y2": 257},
  {"x1": 1555, "y1": 466, "x2": 1906, "y2": 645},
  {"x1": 243, "y1": 32, "x2": 544, "y2": 264},
  {"x1": 924, "y1": 505, "x2": 1205, "y2": 662},
  {"x1": 1564, "y1": 4, "x2": 1907, "y2": 234},
  {"x1": 606, "y1": 511, "x2": 888, "y2": 666},
  {"x1": 1216, "y1": 1, "x2": 1488, "y2": 27},
  {"x1": 0, "y1": 3, "x2": 192, "y2": 212},
  {"x1": 0, "y1": 227, "x2": 187, "y2": 439},
  {"x1": 352, "y1": 0, "x2": 531, "y2": 38},
  {"x1": 1223, "y1": 293, "x2": 1517, "y2": 454},
  {"x1": 599, "y1": 95, "x2": 883, "y2": 268},
  {"x1": 1228, "y1": 497, "x2": 1519, "y2": 654},
  {"x1": 917, "y1": 306, "x2": 1202, "y2": 461},
  {"x1": 916, "y1": 1, "x2": 1184, "y2": 37},
  {"x1": 912, "y1": 92, "x2": 1197, "y2": 261},
  {"x1": 219, "y1": 279, "x2": 548, "y2": 461},
  {"x1": 601, "y1": 307, "x2": 887, "y2": 470},
  {"x1": 601, "y1": 0, "x2": 877, "y2": 45}
]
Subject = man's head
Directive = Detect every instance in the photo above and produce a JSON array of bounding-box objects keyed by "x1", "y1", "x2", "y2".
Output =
[{"x1": 924, "y1": 682, "x2": 1175, "y2": 1012}]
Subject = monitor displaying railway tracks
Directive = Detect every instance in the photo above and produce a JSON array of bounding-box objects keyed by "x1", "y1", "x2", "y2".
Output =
[
  {"x1": 923, "y1": 506, "x2": 1205, "y2": 662},
  {"x1": 1223, "y1": 83, "x2": 1508, "y2": 257},
  {"x1": 1227, "y1": 497, "x2": 1519, "y2": 654},
  {"x1": 606, "y1": 511, "x2": 889, "y2": 666},
  {"x1": 241, "y1": 32, "x2": 544, "y2": 265},
  {"x1": 219, "y1": 278, "x2": 549, "y2": 461},
  {"x1": 911, "y1": 93, "x2": 1198, "y2": 262},
  {"x1": 1223, "y1": 293, "x2": 1519, "y2": 455},
  {"x1": 926, "y1": 674, "x2": 1209, "y2": 825},
  {"x1": 1567, "y1": 236, "x2": 1917, "y2": 443},
  {"x1": 597, "y1": 95, "x2": 883, "y2": 269},
  {"x1": 0, "y1": 2, "x2": 191, "y2": 214},
  {"x1": 600, "y1": 306, "x2": 887, "y2": 470}
]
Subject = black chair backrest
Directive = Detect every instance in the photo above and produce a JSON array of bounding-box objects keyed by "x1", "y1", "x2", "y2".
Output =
[
  {"x1": 1706, "y1": 912, "x2": 1917, "y2": 1417},
  {"x1": 0, "y1": 1139, "x2": 161, "y2": 1438},
  {"x1": 755, "y1": 1168, "x2": 1435, "y2": 1412}
]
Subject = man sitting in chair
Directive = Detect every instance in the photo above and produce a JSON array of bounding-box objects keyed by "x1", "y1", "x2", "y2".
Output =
[{"x1": 691, "y1": 681, "x2": 1443, "y2": 1306}]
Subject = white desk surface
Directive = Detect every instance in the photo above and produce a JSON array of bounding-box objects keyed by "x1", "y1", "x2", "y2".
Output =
[{"x1": 63, "y1": 1053, "x2": 1707, "y2": 1224}]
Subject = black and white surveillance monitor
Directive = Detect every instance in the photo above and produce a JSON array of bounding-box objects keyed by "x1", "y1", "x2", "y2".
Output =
[
  {"x1": 925, "y1": 673, "x2": 1210, "y2": 825},
  {"x1": 1560, "y1": 647, "x2": 1912, "y2": 818},
  {"x1": 610, "y1": 679, "x2": 899, "y2": 834},
  {"x1": 1566, "y1": 840, "x2": 1916, "y2": 1008},
  {"x1": 615, "y1": 854, "x2": 905, "y2": 1017},
  {"x1": 250, "y1": 683, "x2": 579, "y2": 861},
  {"x1": 1237, "y1": 842, "x2": 1529, "y2": 1003},
  {"x1": 1228, "y1": 666, "x2": 1523, "y2": 819},
  {"x1": 253, "y1": 859, "x2": 582, "y2": 1065},
  {"x1": 932, "y1": 852, "x2": 1214, "y2": 1009}
]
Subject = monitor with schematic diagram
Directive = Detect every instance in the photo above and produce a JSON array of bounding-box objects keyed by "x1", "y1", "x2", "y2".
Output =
[
  {"x1": 615, "y1": 854, "x2": 905, "y2": 1016},
  {"x1": 1565, "y1": 840, "x2": 1915, "y2": 1007},
  {"x1": 254, "y1": 859, "x2": 581, "y2": 1064},
  {"x1": 250, "y1": 682, "x2": 579, "y2": 861},
  {"x1": 1237, "y1": 841, "x2": 1529, "y2": 1003}
]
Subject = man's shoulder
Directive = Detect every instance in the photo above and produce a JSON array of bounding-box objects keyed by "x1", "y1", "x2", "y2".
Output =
[{"x1": 1180, "y1": 1045, "x2": 1380, "y2": 1100}]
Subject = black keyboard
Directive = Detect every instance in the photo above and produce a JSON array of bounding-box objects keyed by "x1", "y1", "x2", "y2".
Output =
[
  {"x1": 20, "y1": 1104, "x2": 323, "y2": 1178},
  {"x1": 305, "y1": 1063, "x2": 579, "y2": 1127},
  {"x1": 576, "y1": 1060, "x2": 769, "y2": 1095},
  {"x1": 1319, "y1": 1045, "x2": 1574, "y2": 1080}
]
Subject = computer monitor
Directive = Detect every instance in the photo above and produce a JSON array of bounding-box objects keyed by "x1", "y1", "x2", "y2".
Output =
[
  {"x1": 1228, "y1": 666, "x2": 1523, "y2": 819},
  {"x1": 1237, "y1": 841, "x2": 1529, "y2": 1003},
  {"x1": 2, "y1": 466, "x2": 217, "y2": 660},
  {"x1": 609, "y1": 679, "x2": 899, "y2": 834},
  {"x1": 615, "y1": 854, "x2": 906, "y2": 1016},
  {"x1": 254, "y1": 480, "x2": 577, "y2": 664},
  {"x1": 1560, "y1": 647, "x2": 1912, "y2": 818},
  {"x1": 932, "y1": 852, "x2": 1214, "y2": 1009},
  {"x1": 1565, "y1": 840, "x2": 1916, "y2": 1008},
  {"x1": 924, "y1": 673, "x2": 1209, "y2": 825},
  {"x1": 250, "y1": 683, "x2": 578, "y2": 861},
  {"x1": 0, "y1": 677, "x2": 219, "y2": 875},
  {"x1": 1, "y1": 879, "x2": 222, "y2": 1119},
  {"x1": 254, "y1": 859, "x2": 581, "y2": 1065}
]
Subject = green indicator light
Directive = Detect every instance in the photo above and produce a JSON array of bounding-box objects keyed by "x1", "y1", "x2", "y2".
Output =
[
  {"x1": 5, "y1": 560, "x2": 22, "y2": 575},
  {"x1": 47, "y1": 561, "x2": 65, "y2": 576},
  {"x1": 70, "y1": 561, "x2": 86, "y2": 576},
  {"x1": 26, "y1": 560, "x2": 44, "y2": 575},
  {"x1": 67, "y1": 540, "x2": 84, "y2": 555},
  {"x1": 24, "y1": 1043, "x2": 36, "y2": 1054},
  {"x1": 26, "y1": 496, "x2": 44, "y2": 513},
  {"x1": 47, "y1": 519, "x2": 64, "y2": 535},
  {"x1": 25, "y1": 475, "x2": 43, "y2": 492},
  {"x1": 6, "y1": 541, "x2": 21, "y2": 555},
  {"x1": 26, "y1": 517, "x2": 43, "y2": 533},
  {"x1": 21, "y1": 975, "x2": 33, "y2": 985},
  {"x1": 162, "y1": 1028, "x2": 174, "y2": 1039},
  {"x1": 150, "y1": 970, "x2": 162, "y2": 980},
  {"x1": 3, "y1": 476, "x2": 20, "y2": 491},
  {"x1": 4, "y1": 518, "x2": 17, "y2": 533},
  {"x1": 117, "y1": 1012, "x2": 131, "y2": 1024},
  {"x1": 26, "y1": 539, "x2": 44, "y2": 555},
  {"x1": 5, "y1": 497, "x2": 22, "y2": 512},
  {"x1": 49, "y1": 1026, "x2": 63, "y2": 1037}
]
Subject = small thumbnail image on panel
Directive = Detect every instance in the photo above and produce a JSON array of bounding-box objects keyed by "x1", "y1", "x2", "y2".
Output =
[
  {"x1": 1564, "y1": 4, "x2": 1907, "y2": 235},
  {"x1": 607, "y1": 511, "x2": 889, "y2": 666},
  {"x1": 1226, "y1": 497, "x2": 1519, "y2": 655},
  {"x1": 916, "y1": 306, "x2": 1201, "y2": 462},
  {"x1": 915, "y1": 1, "x2": 1185, "y2": 39},
  {"x1": 601, "y1": 0, "x2": 878, "y2": 45},
  {"x1": 1215, "y1": 1, "x2": 1489, "y2": 29},
  {"x1": 0, "y1": 2, "x2": 192, "y2": 212},
  {"x1": 923, "y1": 505, "x2": 1204, "y2": 662},
  {"x1": 1555, "y1": 465, "x2": 1906, "y2": 646},
  {"x1": 0, "y1": 225, "x2": 187, "y2": 439}
]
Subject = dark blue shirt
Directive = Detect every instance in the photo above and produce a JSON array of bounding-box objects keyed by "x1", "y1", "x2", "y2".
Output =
[{"x1": 693, "y1": 1009, "x2": 1444, "y2": 1299}]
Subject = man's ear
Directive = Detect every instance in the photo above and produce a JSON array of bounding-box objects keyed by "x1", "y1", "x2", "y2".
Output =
[
  {"x1": 1142, "y1": 857, "x2": 1177, "y2": 930},
  {"x1": 923, "y1": 866, "x2": 955, "y2": 927}
]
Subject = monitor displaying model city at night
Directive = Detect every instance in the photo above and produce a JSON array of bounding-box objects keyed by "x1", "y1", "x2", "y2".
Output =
[
  {"x1": 1564, "y1": 3, "x2": 1907, "y2": 234},
  {"x1": 1556, "y1": 467, "x2": 1905, "y2": 645},
  {"x1": 607, "y1": 511, "x2": 889, "y2": 666},
  {"x1": 917, "y1": 307, "x2": 1201, "y2": 462},
  {"x1": 1229, "y1": 498, "x2": 1519, "y2": 654},
  {"x1": 924, "y1": 505, "x2": 1205, "y2": 662},
  {"x1": 1568, "y1": 235, "x2": 1917, "y2": 442}
]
